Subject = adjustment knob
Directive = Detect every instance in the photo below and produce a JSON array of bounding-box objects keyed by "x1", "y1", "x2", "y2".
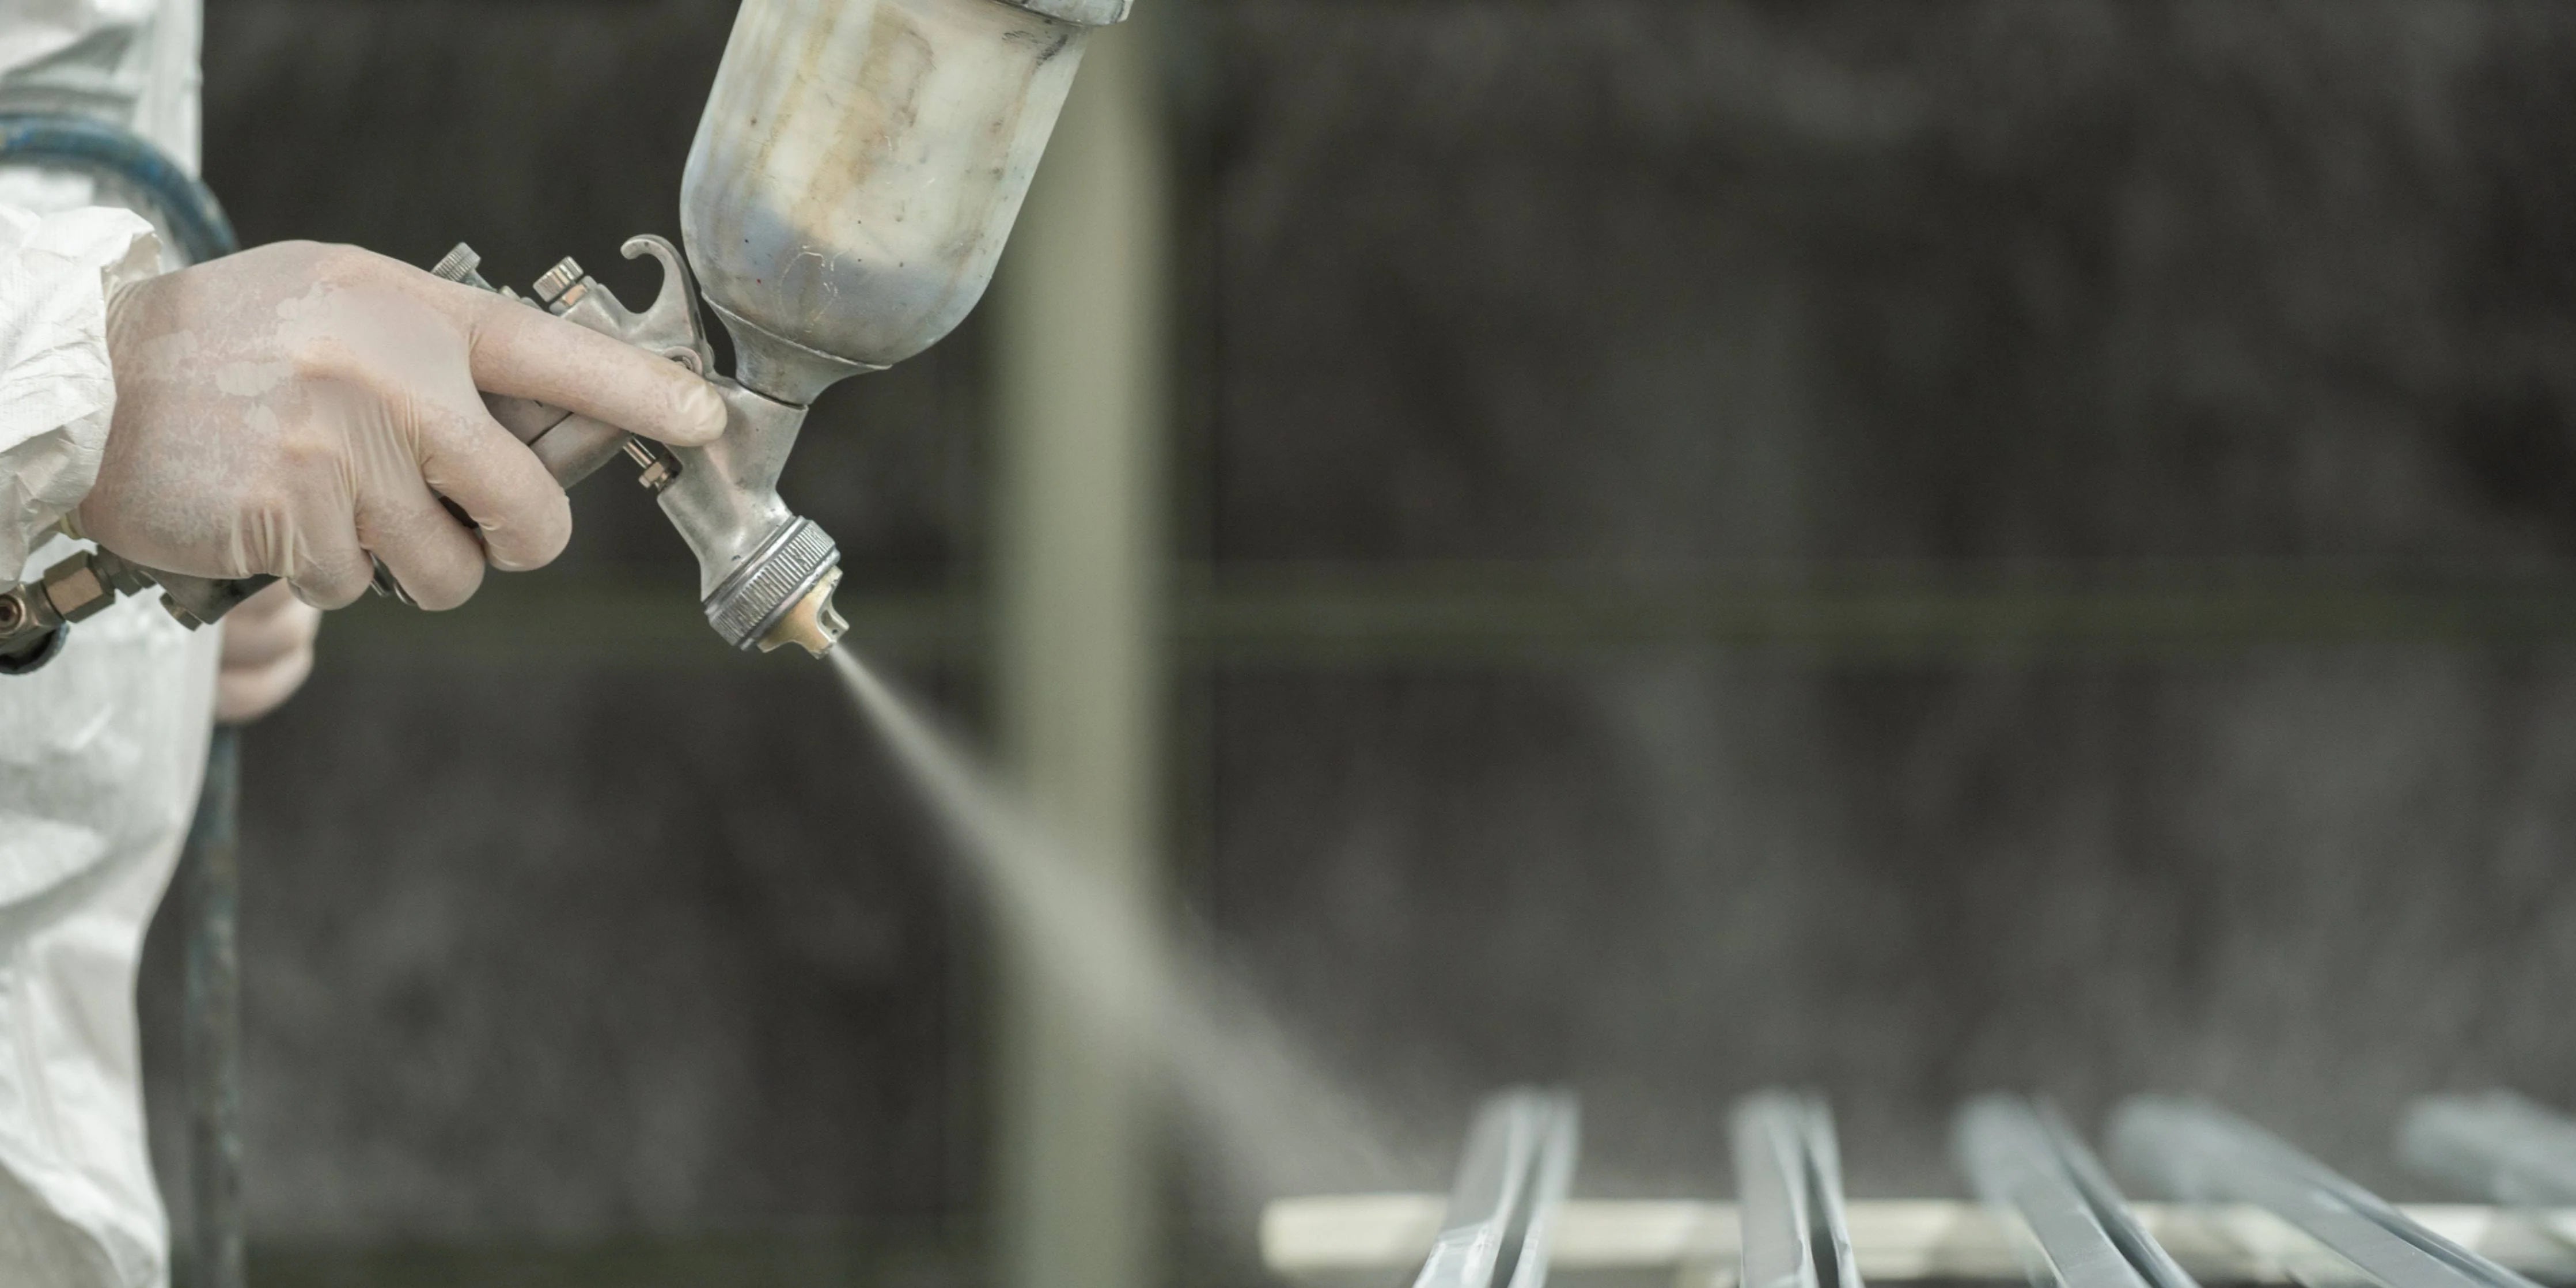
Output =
[{"x1": 533, "y1": 257, "x2": 586, "y2": 304}]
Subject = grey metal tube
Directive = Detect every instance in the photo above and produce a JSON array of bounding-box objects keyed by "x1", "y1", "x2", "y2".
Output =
[
  {"x1": 1412, "y1": 1090, "x2": 1581, "y2": 1288},
  {"x1": 2399, "y1": 1093, "x2": 2576, "y2": 1206},
  {"x1": 2111, "y1": 1098, "x2": 2539, "y2": 1288},
  {"x1": 1732, "y1": 1091, "x2": 1863, "y2": 1288},
  {"x1": 1416, "y1": 1094, "x2": 1550, "y2": 1288},
  {"x1": 181, "y1": 726, "x2": 243, "y2": 1288},
  {"x1": 1953, "y1": 1096, "x2": 2196, "y2": 1288}
]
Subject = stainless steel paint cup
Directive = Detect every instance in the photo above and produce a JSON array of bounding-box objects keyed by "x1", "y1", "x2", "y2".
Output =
[{"x1": 681, "y1": 0, "x2": 1126, "y2": 403}]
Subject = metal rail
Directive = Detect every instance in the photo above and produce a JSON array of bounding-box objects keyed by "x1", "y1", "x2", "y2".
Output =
[
  {"x1": 1268, "y1": 1088, "x2": 2576, "y2": 1286},
  {"x1": 1733, "y1": 1091, "x2": 1863, "y2": 1288},
  {"x1": 1414, "y1": 1089, "x2": 1581, "y2": 1288},
  {"x1": 2111, "y1": 1098, "x2": 2541, "y2": 1288},
  {"x1": 2401, "y1": 1093, "x2": 2576, "y2": 1207},
  {"x1": 1260, "y1": 1197, "x2": 2576, "y2": 1283},
  {"x1": 1956, "y1": 1096, "x2": 2197, "y2": 1288}
]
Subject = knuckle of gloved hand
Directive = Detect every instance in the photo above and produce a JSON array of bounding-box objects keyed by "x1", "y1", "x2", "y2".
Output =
[
  {"x1": 253, "y1": 240, "x2": 356, "y2": 297},
  {"x1": 291, "y1": 551, "x2": 374, "y2": 610},
  {"x1": 315, "y1": 328, "x2": 461, "y2": 407},
  {"x1": 272, "y1": 417, "x2": 345, "y2": 471},
  {"x1": 487, "y1": 492, "x2": 574, "y2": 573},
  {"x1": 279, "y1": 328, "x2": 344, "y2": 384},
  {"x1": 297, "y1": 241, "x2": 385, "y2": 286},
  {"x1": 223, "y1": 499, "x2": 296, "y2": 579},
  {"x1": 406, "y1": 555, "x2": 484, "y2": 612}
]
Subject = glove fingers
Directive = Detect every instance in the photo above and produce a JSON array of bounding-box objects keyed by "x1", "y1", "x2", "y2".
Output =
[
  {"x1": 216, "y1": 644, "x2": 316, "y2": 726},
  {"x1": 443, "y1": 280, "x2": 728, "y2": 446},
  {"x1": 229, "y1": 466, "x2": 370, "y2": 608},
  {"x1": 356, "y1": 465, "x2": 487, "y2": 611},
  {"x1": 222, "y1": 622, "x2": 308, "y2": 670},
  {"x1": 399, "y1": 383, "x2": 573, "y2": 574},
  {"x1": 280, "y1": 504, "x2": 374, "y2": 609},
  {"x1": 218, "y1": 582, "x2": 323, "y2": 668}
]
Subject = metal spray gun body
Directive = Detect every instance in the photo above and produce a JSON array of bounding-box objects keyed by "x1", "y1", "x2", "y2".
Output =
[
  {"x1": 424, "y1": 236, "x2": 856, "y2": 658},
  {"x1": 0, "y1": 0, "x2": 1126, "y2": 665}
]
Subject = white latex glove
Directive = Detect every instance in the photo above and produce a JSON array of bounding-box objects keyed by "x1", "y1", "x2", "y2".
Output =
[
  {"x1": 214, "y1": 579, "x2": 320, "y2": 724},
  {"x1": 78, "y1": 240, "x2": 728, "y2": 608}
]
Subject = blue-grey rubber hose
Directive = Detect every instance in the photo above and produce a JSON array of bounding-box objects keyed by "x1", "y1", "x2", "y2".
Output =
[
  {"x1": 179, "y1": 726, "x2": 243, "y2": 1288},
  {"x1": 0, "y1": 113, "x2": 237, "y2": 263}
]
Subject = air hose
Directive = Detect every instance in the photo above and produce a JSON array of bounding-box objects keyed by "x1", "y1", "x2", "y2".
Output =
[{"x1": 0, "y1": 112, "x2": 237, "y2": 260}]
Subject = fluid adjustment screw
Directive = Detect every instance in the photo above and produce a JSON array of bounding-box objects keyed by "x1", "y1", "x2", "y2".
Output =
[
  {"x1": 534, "y1": 257, "x2": 585, "y2": 304},
  {"x1": 623, "y1": 437, "x2": 679, "y2": 492}
]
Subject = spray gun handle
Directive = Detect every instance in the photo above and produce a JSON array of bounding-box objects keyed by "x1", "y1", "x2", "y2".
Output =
[
  {"x1": 0, "y1": 238, "x2": 714, "y2": 668},
  {"x1": 3, "y1": 234, "x2": 845, "y2": 669}
]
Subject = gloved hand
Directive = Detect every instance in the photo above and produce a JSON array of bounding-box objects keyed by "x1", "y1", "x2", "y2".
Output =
[
  {"x1": 79, "y1": 240, "x2": 729, "y2": 609},
  {"x1": 215, "y1": 580, "x2": 321, "y2": 724}
]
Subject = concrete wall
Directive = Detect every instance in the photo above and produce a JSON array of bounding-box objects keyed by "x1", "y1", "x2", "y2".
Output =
[
  {"x1": 145, "y1": 0, "x2": 2576, "y2": 1276},
  {"x1": 1194, "y1": 0, "x2": 2576, "y2": 1200}
]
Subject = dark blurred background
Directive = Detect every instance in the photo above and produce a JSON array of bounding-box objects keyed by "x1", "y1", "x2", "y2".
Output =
[{"x1": 137, "y1": 1, "x2": 2576, "y2": 1284}]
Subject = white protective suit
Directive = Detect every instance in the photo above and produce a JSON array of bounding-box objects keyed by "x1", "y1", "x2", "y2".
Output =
[{"x1": 0, "y1": 2, "x2": 218, "y2": 1286}]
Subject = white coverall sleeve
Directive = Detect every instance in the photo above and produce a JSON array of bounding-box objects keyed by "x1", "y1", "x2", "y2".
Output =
[{"x1": 0, "y1": 203, "x2": 163, "y2": 582}]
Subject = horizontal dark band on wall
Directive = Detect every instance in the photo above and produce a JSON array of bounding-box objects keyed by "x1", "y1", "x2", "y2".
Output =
[
  {"x1": 310, "y1": 562, "x2": 2576, "y2": 668},
  {"x1": 232, "y1": 1226, "x2": 1273, "y2": 1288},
  {"x1": 234, "y1": 1229, "x2": 979, "y2": 1288}
]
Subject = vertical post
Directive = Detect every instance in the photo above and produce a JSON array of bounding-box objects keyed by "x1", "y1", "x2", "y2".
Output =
[
  {"x1": 989, "y1": 13, "x2": 1172, "y2": 1288},
  {"x1": 182, "y1": 726, "x2": 244, "y2": 1288}
]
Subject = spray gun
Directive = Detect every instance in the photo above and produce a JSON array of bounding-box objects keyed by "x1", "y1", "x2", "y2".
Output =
[
  {"x1": 417, "y1": 234, "x2": 858, "y2": 658},
  {"x1": 0, "y1": 0, "x2": 1126, "y2": 668}
]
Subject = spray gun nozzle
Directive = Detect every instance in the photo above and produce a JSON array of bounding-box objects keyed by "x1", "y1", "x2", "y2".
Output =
[{"x1": 757, "y1": 565, "x2": 848, "y2": 658}]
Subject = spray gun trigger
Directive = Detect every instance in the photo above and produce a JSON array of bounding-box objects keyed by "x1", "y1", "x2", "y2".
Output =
[{"x1": 368, "y1": 558, "x2": 415, "y2": 607}]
